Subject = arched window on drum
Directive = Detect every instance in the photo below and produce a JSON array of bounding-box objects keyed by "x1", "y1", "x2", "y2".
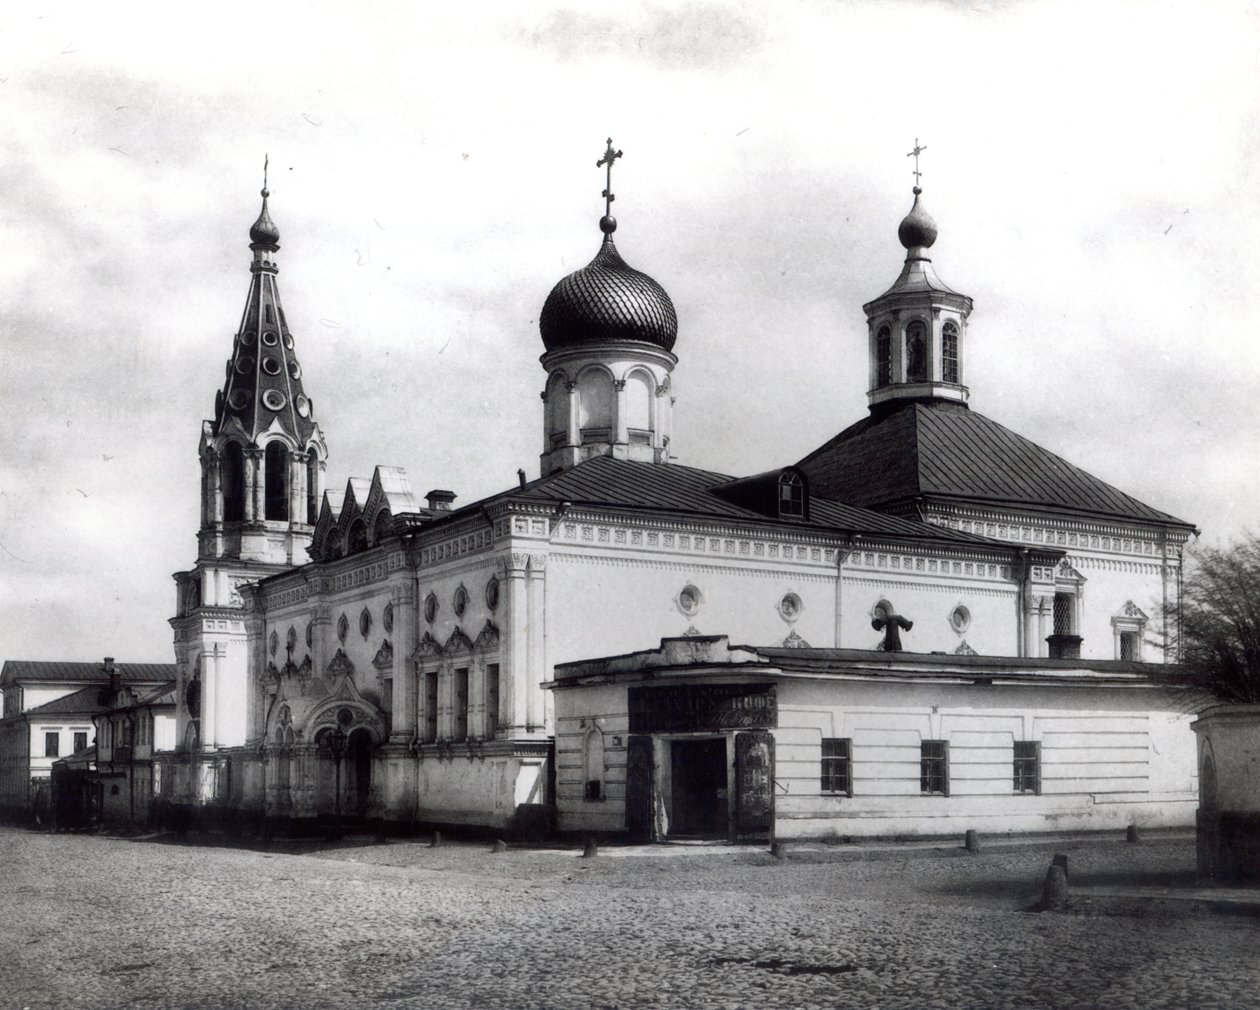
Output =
[
  {"x1": 577, "y1": 369, "x2": 613, "y2": 443},
  {"x1": 625, "y1": 370, "x2": 653, "y2": 444}
]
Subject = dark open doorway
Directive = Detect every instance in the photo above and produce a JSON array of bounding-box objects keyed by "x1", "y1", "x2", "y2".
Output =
[{"x1": 669, "y1": 737, "x2": 728, "y2": 838}]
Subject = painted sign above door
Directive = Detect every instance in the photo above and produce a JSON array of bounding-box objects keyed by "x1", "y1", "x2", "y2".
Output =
[{"x1": 628, "y1": 683, "x2": 777, "y2": 734}]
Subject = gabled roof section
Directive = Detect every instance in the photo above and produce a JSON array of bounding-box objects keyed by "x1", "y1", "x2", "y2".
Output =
[
  {"x1": 22, "y1": 686, "x2": 109, "y2": 717},
  {"x1": 797, "y1": 401, "x2": 1194, "y2": 529},
  {"x1": 0, "y1": 662, "x2": 176, "y2": 688},
  {"x1": 442, "y1": 454, "x2": 995, "y2": 545}
]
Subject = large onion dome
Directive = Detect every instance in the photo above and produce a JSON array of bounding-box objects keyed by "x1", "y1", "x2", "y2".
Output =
[{"x1": 539, "y1": 216, "x2": 678, "y2": 353}]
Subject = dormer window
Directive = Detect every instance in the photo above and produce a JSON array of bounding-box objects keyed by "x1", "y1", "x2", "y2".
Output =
[{"x1": 779, "y1": 471, "x2": 805, "y2": 518}]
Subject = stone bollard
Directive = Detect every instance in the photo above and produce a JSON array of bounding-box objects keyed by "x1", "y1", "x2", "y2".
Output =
[
  {"x1": 431, "y1": 830, "x2": 442, "y2": 848},
  {"x1": 492, "y1": 839, "x2": 508, "y2": 853},
  {"x1": 1126, "y1": 824, "x2": 1140, "y2": 844},
  {"x1": 582, "y1": 836, "x2": 598, "y2": 858},
  {"x1": 770, "y1": 841, "x2": 786, "y2": 859},
  {"x1": 1040, "y1": 864, "x2": 1069, "y2": 911},
  {"x1": 1051, "y1": 852, "x2": 1070, "y2": 883},
  {"x1": 964, "y1": 829, "x2": 981, "y2": 854}
]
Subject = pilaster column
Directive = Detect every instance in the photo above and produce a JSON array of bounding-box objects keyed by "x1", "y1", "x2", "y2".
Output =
[
  {"x1": 243, "y1": 447, "x2": 262, "y2": 522},
  {"x1": 614, "y1": 379, "x2": 628, "y2": 444},
  {"x1": 202, "y1": 647, "x2": 220, "y2": 750},
  {"x1": 565, "y1": 382, "x2": 580, "y2": 446},
  {"x1": 290, "y1": 451, "x2": 306, "y2": 526},
  {"x1": 527, "y1": 553, "x2": 547, "y2": 733},
  {"x1": 392, "y1": 578, "x2": 419, "y2": 741},
  {"x1": 499, "y1": 552, "x2": 529, "y2": 735},
  {"x1": 209, "y1": 451, "x2": 223, "y2": 525}
]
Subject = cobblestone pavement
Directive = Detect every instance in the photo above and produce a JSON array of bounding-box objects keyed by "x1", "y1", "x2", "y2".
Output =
[{"x1": 2, "y1": 828, "x2": 1258, "y2": 1010}]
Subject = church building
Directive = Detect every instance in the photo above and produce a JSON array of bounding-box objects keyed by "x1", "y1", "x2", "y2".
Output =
[{"x1": 158, "y1": 142, "x2": 1198, "y2": 841}]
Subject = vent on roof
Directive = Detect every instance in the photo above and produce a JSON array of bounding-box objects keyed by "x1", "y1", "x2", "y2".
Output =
[{"x1": 425, "y1": 490, "x2": 456, "y2": 512}]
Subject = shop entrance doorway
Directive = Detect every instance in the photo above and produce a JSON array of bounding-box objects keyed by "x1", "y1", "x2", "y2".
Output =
[{"x1": 669, "y1": 737, "x2": 728, "y2": 838}]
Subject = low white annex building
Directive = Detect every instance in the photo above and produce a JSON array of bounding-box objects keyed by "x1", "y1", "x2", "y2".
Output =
[{"x1": 159, "y1": 145, "x2": 1198, "y2": 840}]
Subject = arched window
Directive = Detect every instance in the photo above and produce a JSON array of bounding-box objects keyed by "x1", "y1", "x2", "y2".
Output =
[
  {"x1": 347, "y1": 519, "x2": 368, "y2": 553},
  {"x1": 905, "y1": 321, "x2": 928, "y2": 382},
  {"x1": 942, "y1": 321, "x2": 960, "y2": 384},
  {"x1": 625, "y1": 370, "x2": 652, "y2": 441},
  {"x1": 373, "y1": 509, "x2": 392, "y2": 544},
  {"x1": 325, "y1": 529, "x2": 343, "y2": 560},
  {"x1": 576, "y1": 368, "x2": 613, "y2": 439},
  {"x1": 779, "y1": 471, "x2": 805, "y2": 518},
  {"x1": 264, "y1": 442, "x2": 289, "y2": 520},
  {"x1": 306, "y1": 449, "x2": 319, "y2": 525},
  {"x1": 546, "y1": 372, "x2": 568, "y2": 446},
  {"x1": 876, "y1": 325, "x2": 892, "y2": 387},
  {"x1": 222, "y1": 442, "x2": 245, "y2": 521}
]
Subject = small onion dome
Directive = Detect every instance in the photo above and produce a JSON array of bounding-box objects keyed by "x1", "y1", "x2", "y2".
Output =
[
  {"x1": 249, "y1": 188, "x2": 280, "y2": 248},
  {"x1": 897, "y1": 186, "x2": 938, "y2": 251},
  {"x1": 540, "y1": 226, "x2": 677, "y2": 352}
]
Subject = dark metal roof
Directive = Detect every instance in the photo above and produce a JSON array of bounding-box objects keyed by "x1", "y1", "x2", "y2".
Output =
[
  {"x1": 540, "y1": 236, "x2": 678, "y2": 352},
  {"x1": 449, "y1": 454, "x2": 995, "y2": 545},
  {"x1": 798, "y1": 401, "x2": 1194, "y2": 529},
  {"x1": 21, "y1": 686, "x2": 108, "y2": 718},
  {"x1": 0, "y1": 662, "x2": 176, "y2": 688}
]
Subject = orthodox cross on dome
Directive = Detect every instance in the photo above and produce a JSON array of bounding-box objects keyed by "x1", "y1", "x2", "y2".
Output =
[
  {"x1": 872, "y1": 606, "x2": 914, "y2": 652},
  {"x1": 596, "y1": 137, "x2": 623, "y2": 217},
  {"x1": 263, "y1": 152, "x2": 269, "y2": 193},
  {"x1": 906, "y1": 138, "x2": 927, "y2": 186}
]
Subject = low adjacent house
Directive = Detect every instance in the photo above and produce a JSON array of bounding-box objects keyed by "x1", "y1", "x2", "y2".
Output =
[{"x1": 0, "y1": 659, "x2": 173, "y2": 820}]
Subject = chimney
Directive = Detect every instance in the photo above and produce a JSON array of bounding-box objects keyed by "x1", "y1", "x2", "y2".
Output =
[
  {"x1": 425, "y1": 489, "x2": 456, "y2": 512},
  {"x1": 517, "y1": 468, "x2": 527, "y2": 488},
  {"x1": 104, "y1": 656, "x2": 120, "y2": 701}
]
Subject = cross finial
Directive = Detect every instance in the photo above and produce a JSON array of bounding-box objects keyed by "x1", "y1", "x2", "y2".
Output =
[
  {"x1": 906, "y1": 138, "x2": 926, "y2": 186},
  {"x1": 262, "y1": 153, "x2": 270, "y2": 196},
  {"x1": 596, "y1": 137, "x2": 623, "y2": 217}
]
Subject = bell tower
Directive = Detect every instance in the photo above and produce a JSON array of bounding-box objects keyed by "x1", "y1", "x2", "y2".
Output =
[
  {"x1": 170, "y1": 165, "x2": 327, "y2": 798},
  {"x1": 862, "y1": 141, "x2": 974, "y2": 414}
]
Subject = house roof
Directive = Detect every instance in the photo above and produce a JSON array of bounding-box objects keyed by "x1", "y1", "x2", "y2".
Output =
[
  {"x1": 21, "y1": 686, "x2": 109, "y2": 718},
  {"x1": 797, "y1": 401, "x2": 1194, "y2": 530},
  {"x1": 443, "y1": 454, "x2": 998, "y2": 546},
  {"x1": 0, "y1": 661, "x2": 176, "y2": 689}
]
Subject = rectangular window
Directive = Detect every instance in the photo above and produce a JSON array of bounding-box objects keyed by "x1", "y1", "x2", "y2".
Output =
[
  {"x1": 1053, "y1": 592, "x2": 1074, "y2": 635},
  {"x1": 485, "y1": 663, "x2": 500, "y2": 741},
  {"x1": 820, "y1": 738, "x2": 852, "y2": 795},
  {"x1": 1014, "y1": 741, "x2": 1040, "y2": 794},
  {"x1": 424, "y1": 671, "x2": 438, "y2": 743},
  {"x1": 453, "y1": 668, "x2": 469, "y2": 741},
  {"x1": 44, "y1": 732, "x2": 59, "y2": 758},
  {"x1": 73, "y1": 731, "x2": 88, "y2": 753},
  {"x1": 920, "y1": 740, "x2": 948, "y2": 795}
]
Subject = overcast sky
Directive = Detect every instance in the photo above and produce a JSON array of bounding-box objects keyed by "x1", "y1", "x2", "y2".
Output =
[{"x1": 2, "y1": 1, "x2": 1257, "y2": 663}]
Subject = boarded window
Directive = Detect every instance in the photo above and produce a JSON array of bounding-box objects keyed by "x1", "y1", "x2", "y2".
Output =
[
  {"x1": 424, "y1": 671, "x2": 438, "y2": 743},
  {"x1": 453, "y1": 668, "x2": 469, "y2": 741},
  {"x1": 485, "y1": 664, "x2": 500, "y2": 740}
]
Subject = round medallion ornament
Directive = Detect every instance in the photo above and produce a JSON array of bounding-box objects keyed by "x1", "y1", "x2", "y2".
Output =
[
  {"x1": 383, "y1": 602, "x2": 394, "y2": 633},
  {"x1": 337, "y1": 613, "x2": 349, "y2": 643},
  {"x1": 485, "y1": 577, "x2": 500, "y2": 612},
  {"x1": 295, "y1": 395, "x2": 311, "y2": 418},
  {"x1": 305, "y1": 622, "x2": 313, "y2": 648},
  {"x1": 337, "y1": 707, "x2": 354, "y2": 728},
  {"x1": 262, "y1": 388, "x2": 286, "y2": 411},
  {"x1": 424, "y1": 593, "x2": 438, "y2": 624},
  {"x1": 359, "y1": 607, "x2": 372, "y2": 639},
  {"x1": 289, "y1": 360, "x2": 302, "y2": 380},
  {"x1": 676, "y1": 584, "x2": 702, "y2": 617},
  {"x1": 269, "y1": 629, "x2": 279, "y2": 656},
  {"x1": 453, "y1": 585, "x2": 468, "y2": 618},
  {"x1": 949, "y1": 604, "x2": 971, "y2": 634},
  {"x1": 778, "y1": 592, "x2": 803, "y2": 624}
]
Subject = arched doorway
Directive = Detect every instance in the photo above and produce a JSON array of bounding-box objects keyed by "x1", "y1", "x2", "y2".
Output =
[{"x1": 348, "y1": 728, "x2": 372, "y2": 817}]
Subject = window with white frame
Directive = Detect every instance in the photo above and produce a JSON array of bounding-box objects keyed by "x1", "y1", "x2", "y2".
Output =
[
  {"x1": 1013, "y1": 741, "x2": 1040, "y2": 794},
  {"x1": 920, "y1": 740, "x2": 948, "y2": 795},
  {"x1": 1112, "y1": 601, "x2": 1148, "y2": 661}
]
